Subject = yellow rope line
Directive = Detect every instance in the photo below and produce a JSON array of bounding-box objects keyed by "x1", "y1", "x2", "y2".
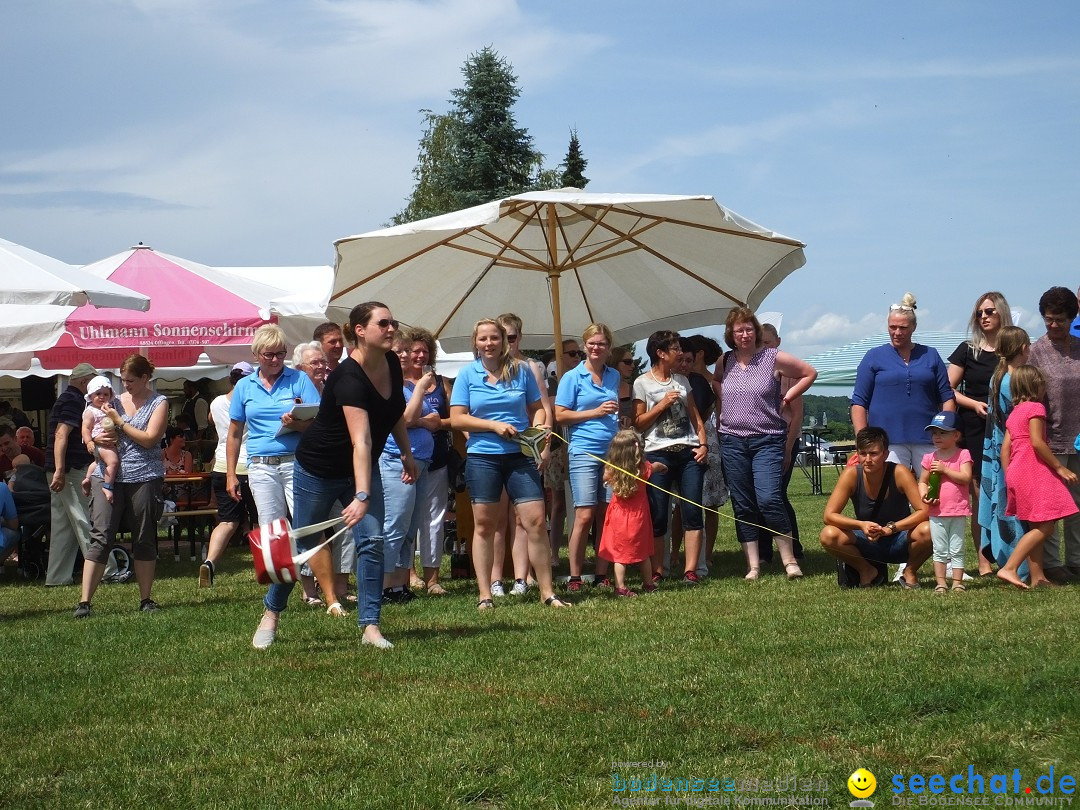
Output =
[{"x1": 544, "y1": 430, "x2": 796, "y2": 543}]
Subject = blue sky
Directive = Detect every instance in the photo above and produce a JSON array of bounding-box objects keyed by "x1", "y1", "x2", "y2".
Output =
[{"x1": 3, "y1": 0, "x2": 1079, "y2": 362}]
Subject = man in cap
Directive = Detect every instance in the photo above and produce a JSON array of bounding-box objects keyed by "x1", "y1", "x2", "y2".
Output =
[{"x1": 44, "y1": 363, "x2": 123, "y2": 585}]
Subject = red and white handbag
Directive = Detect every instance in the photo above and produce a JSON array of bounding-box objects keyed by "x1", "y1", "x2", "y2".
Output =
[{"x1": 248, "y1": 517, "x2": 347, "y2": 585}]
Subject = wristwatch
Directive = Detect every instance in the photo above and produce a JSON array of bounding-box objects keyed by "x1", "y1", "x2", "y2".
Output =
[
  {"x1": 886, "y1": 521, "x2": 897, "y2": 535},
  {"x1": 354, "y1": 491, "x2": 370, "y2": 503}
]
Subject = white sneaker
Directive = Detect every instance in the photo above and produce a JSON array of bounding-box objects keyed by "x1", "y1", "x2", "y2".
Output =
[
  {"x1": 892, "y1": 563, "x2": 907, "y2": 582},
  {"x1": 510, "y1": 579, "x2": 528, "y2": 596},
  {"x1": 490, "y1": 580, "x2": 506, "y2": 597}
]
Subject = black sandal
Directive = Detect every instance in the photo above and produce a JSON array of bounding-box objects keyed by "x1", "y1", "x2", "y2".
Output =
[
  {"x1": 477, "y1": 598, "x2": 494, "y2": 611},
  {"x1": 543, "y1": 595, "x2": 571, "y2": 608}
]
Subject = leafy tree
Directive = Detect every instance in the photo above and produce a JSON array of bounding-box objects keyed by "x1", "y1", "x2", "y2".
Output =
[
  {"x1": 559, "y1": 128, "x2": 589, "y2": 188},
  {"x1": 392, "y1": 110, "x2": 460, "y2": 225}
]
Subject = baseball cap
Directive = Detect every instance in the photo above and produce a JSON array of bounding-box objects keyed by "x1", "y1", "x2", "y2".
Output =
[
  {"x1": 231, "y1": 361, "x2": 254, "y2": 376},
  {"x1": 925, "y1": 411, "x2": 959, "y2": 432},
  {"x1": 71, "y1": 362, "x2": 98, "y2": 380}
]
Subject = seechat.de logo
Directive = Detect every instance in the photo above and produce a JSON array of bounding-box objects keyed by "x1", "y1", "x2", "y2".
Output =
[{"x1": 850, "y1": 768, "x2": 878, "y2": 807}]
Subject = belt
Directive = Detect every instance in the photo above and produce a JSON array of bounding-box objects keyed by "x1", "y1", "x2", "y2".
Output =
[
  {"x1": 249, "y1": 454, "x2": 294, "y2": 466},
  {"x1": 656, "y1": 443, "x2": 694, "y2": 454}
]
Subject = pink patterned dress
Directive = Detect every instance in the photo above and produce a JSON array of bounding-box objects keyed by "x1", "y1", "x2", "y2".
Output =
[{"x1": 1005, "y1": 401, "x2": 1079, "y2": 522}]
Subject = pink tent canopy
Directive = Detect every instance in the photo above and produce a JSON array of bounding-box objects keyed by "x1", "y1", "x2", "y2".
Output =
[{"x1": 27, "y1": 245, "x2": 285, "y2": 370}]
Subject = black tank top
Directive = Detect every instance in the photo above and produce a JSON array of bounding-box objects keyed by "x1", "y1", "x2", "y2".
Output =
[{"x1": 853, "y1": 462, "x2": 910, "y2": 524}]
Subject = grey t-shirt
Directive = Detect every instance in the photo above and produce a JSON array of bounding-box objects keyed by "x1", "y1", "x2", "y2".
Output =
[{"x1": 632, "y1": 372, "x2": 698, "y2": 452}]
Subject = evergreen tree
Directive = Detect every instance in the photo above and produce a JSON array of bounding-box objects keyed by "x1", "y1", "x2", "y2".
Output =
[
  {"x1": 559, "y1": 128, "x2": 589, "y2": 188},
  {"x1": 444, "y1": 47, "x2": 544, "y2": 209},
  {"x1": 394, "y1": 47, "x2": 546, "y2": 223}
]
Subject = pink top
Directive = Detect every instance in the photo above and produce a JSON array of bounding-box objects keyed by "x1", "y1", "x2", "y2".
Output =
[{"x1": 921, "y1": 448, "x2": 972, "y2": 517}]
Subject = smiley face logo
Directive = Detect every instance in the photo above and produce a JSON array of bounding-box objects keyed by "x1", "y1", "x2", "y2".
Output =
[{"x1": 848, "y1": 768, "x2": 877, "y2": 799}]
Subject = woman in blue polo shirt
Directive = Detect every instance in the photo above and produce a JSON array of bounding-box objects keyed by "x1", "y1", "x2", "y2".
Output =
[
  {"x1": 227, "y1": 323, "x2": 319, "y2": 532},
  {"x1": 450, "y1": 318, "x2": 570, "y2": 611},
  {"x1": 555, "y1": 323, "x2": 620, "y2": 590}
]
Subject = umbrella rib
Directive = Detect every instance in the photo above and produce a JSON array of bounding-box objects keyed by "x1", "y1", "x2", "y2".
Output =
[
  {"x1": 549, "y1": 212, "x2": 596, "y2": 323},
  {"x1": 573, "y1": 204, "x2": 805, "y2": 248},
  {"x1": 565, "y1": 206, "x2": 748, "y2": 303},
  {"x1": 432, "y1": 225, "x2": 525, "y2": 338}
]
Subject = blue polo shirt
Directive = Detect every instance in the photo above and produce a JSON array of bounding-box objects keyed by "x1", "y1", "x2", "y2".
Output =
[
  {"x1": 555, "y1": 363, "x2": 620, "y2": 455},
  {"x1": 451, "y1": 359, "x2": 541, "y2": 455},
  {"x1": 0, "y1": 481, "x2": 14, "y2": 517},
  {"x1": 851, "y1": 343, "x2": 954, "y2": 444},
  {"x1": 383, "y1": 380, "x2": 437, "y2": 461},
  {"x1": 230, "y1": 367, "x2": 320, "y2": 457}
]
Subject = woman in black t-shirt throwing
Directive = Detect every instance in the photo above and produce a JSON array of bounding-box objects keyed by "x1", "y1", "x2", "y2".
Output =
[{"x1": 252, "y1": 302, "x2": 416, "y2": 650}]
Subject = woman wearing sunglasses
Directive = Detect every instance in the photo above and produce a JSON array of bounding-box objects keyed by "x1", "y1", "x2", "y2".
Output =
[
  {"x1": 947, "y1": 292, "x2": 1013, "y2": 576},
  {"x1": 608, "y1": 346, "x2": 637, "y2": 429},
  {"x1": 251, "y1": 304, "x2": 416, "y2": 649}
]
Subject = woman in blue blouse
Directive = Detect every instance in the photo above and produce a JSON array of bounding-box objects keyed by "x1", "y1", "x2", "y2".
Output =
[
  {"x1": 450, "y1": 318, "x2": 570, "y2": 611},
  {"x1": 850, "y1": 293, "x2": 955, "y2": 471},
  {"x1": 555, "y1": 323, "x2": 621, "y2": 589}
]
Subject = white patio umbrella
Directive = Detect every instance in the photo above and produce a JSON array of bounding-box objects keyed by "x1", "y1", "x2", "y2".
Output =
[
  {"x1": 0, "y1": 236, "x2": 149, "y2": 310},
  {"x1": 332, "y1": 189, "x2": 806, "y2": 362}
]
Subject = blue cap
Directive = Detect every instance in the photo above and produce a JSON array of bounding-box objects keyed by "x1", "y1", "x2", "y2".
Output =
[{"x1": 925, "y1": 411, "x2": 959, "y2": 432}]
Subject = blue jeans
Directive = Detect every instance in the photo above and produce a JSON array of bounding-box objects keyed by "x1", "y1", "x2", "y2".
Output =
[
  {"x1": 0, "y1": 526, "x2": 19, "y2": 563},
  {"x1": 465, "y1": 453, "x2": 544, "y2": 505},
  {"x1": 379, "y1": 455, "x2": 429, "y2": 574},
  {"x1": 720, "y1": 433, "x2": 790, "y2": 544},
  {"x1": 568, "y1": 452, "x2": 610, "y2": 507},
  {"x1": 644, "y1": 446, "x2": 705, "y2": 535},
  {"x1": 265, "y1": 462, "x2": 385, "y2": 628}
]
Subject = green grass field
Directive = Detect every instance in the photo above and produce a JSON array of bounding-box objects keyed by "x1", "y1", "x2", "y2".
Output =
[{"x1": 2, "y1": 467, "x2": 1078, "y2": 810}]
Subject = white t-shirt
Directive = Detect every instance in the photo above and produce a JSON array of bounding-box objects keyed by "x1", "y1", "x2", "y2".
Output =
[
  {"x1": 632, "y1": 372, "x2": 699, "y2": 452},
  {"x1": 211, "y1": 393, "x2": 248, "y2": 474}
]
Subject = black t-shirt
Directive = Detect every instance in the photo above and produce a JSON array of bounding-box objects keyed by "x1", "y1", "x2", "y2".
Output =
[
  {"x1": 687, "y1": 372, "x2": 715, "y2": 419},
  {"x1": 44, "y1": 385, "x2": 94, "y2": 473},
  {"x1": 296, "y1": 353, "x2": 406, "y2": 479},
  {"x1": 947, "y1": 342, "x2": 997, "y2": 403}
]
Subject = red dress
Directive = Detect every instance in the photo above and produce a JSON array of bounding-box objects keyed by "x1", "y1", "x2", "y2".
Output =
[
  {"x1": 1005, "y1": 401, "x2": 1079, "y2": 522},
  {"x1": 598, "y1": 462, "x2": 654, "y2": 565}
]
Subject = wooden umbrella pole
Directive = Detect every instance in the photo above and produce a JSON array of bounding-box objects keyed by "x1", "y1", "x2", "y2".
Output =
[{"x1": 546, "y1": 203, "x2": 564, "y2": 371}]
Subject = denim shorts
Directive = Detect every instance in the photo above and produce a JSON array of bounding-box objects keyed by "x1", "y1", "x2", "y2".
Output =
[
  {"x1": 567, "y1": 452, "x2": 610, "y2": 507},
  {"x1": 852, "y1": 529, "x2": 910, "y2": 564},
  {"x1": 465, "y1": 453, "x2": 544, "y2": 505}
]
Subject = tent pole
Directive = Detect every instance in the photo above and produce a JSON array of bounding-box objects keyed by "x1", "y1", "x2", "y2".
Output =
[{"x1": 547, "y1": 203, "x2": 563, "y2": 371}]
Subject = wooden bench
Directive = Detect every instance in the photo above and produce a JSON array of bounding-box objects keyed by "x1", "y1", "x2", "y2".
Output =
[{"x1": 161, "y1": 508, "x2": 218, "y2": 562}]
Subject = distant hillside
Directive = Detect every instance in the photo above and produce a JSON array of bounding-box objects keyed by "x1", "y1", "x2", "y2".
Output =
[{"x1": 802, "y1": 394, "x2": 853, "y2": 441}]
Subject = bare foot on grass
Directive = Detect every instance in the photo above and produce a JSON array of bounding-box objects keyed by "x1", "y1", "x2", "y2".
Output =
[{"x1": 996, "y1": 569, "x2": 1029, "y2": 590}]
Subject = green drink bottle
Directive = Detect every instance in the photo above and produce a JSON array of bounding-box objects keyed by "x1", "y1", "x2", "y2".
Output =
[{"x1": 927, "y1": 470, "x2": 941, "y2": 500}]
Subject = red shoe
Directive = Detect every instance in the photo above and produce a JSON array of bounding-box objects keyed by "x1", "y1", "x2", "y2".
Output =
[
  {"x1": 651, "y1": 570, "x2": 663, "y2": 584},
  {"x1": 682, "y1": 571, "x2": 700, "y2": 585},
  {"x1": 614, "y1": 587, "x2": 638, "y2": 598},
  {"x1": 566, "y1": 577, "x2": 583, "y2": 593},
  {"x1": 642, "y1": 581, "x2": 658, "y2": 593}
]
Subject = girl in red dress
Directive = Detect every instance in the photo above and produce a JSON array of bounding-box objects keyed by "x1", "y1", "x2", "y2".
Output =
[
  {"x1": 598, "y1": 430, "x2": 666, "y2": 597},
  {"x1": 997, "y1": 365, "x2": 1079, "y2": 589}
]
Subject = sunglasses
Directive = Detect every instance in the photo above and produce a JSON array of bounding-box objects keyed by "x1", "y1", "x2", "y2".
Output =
[
  {"x1": 259, "y1": 351, "x2": 287, "y2": 361},
  {"x1": 617, "y1": 358, "x2": 634, "y2": 366},
  {"x1": 889, "y1": 303, "x2": 915, "y2": 313},
  {"x1": 565, "y1": 350, "x2": 583, "y2": 359},
  {"x1": 506, "y1": 333, "x2": 520, "y2": 343},
  {"x1": 373, "y1": 318, "x2": 399, "y2": 330},
  {"x1": 977, "y1": 307, "x2": 997, "y2": 317}
]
